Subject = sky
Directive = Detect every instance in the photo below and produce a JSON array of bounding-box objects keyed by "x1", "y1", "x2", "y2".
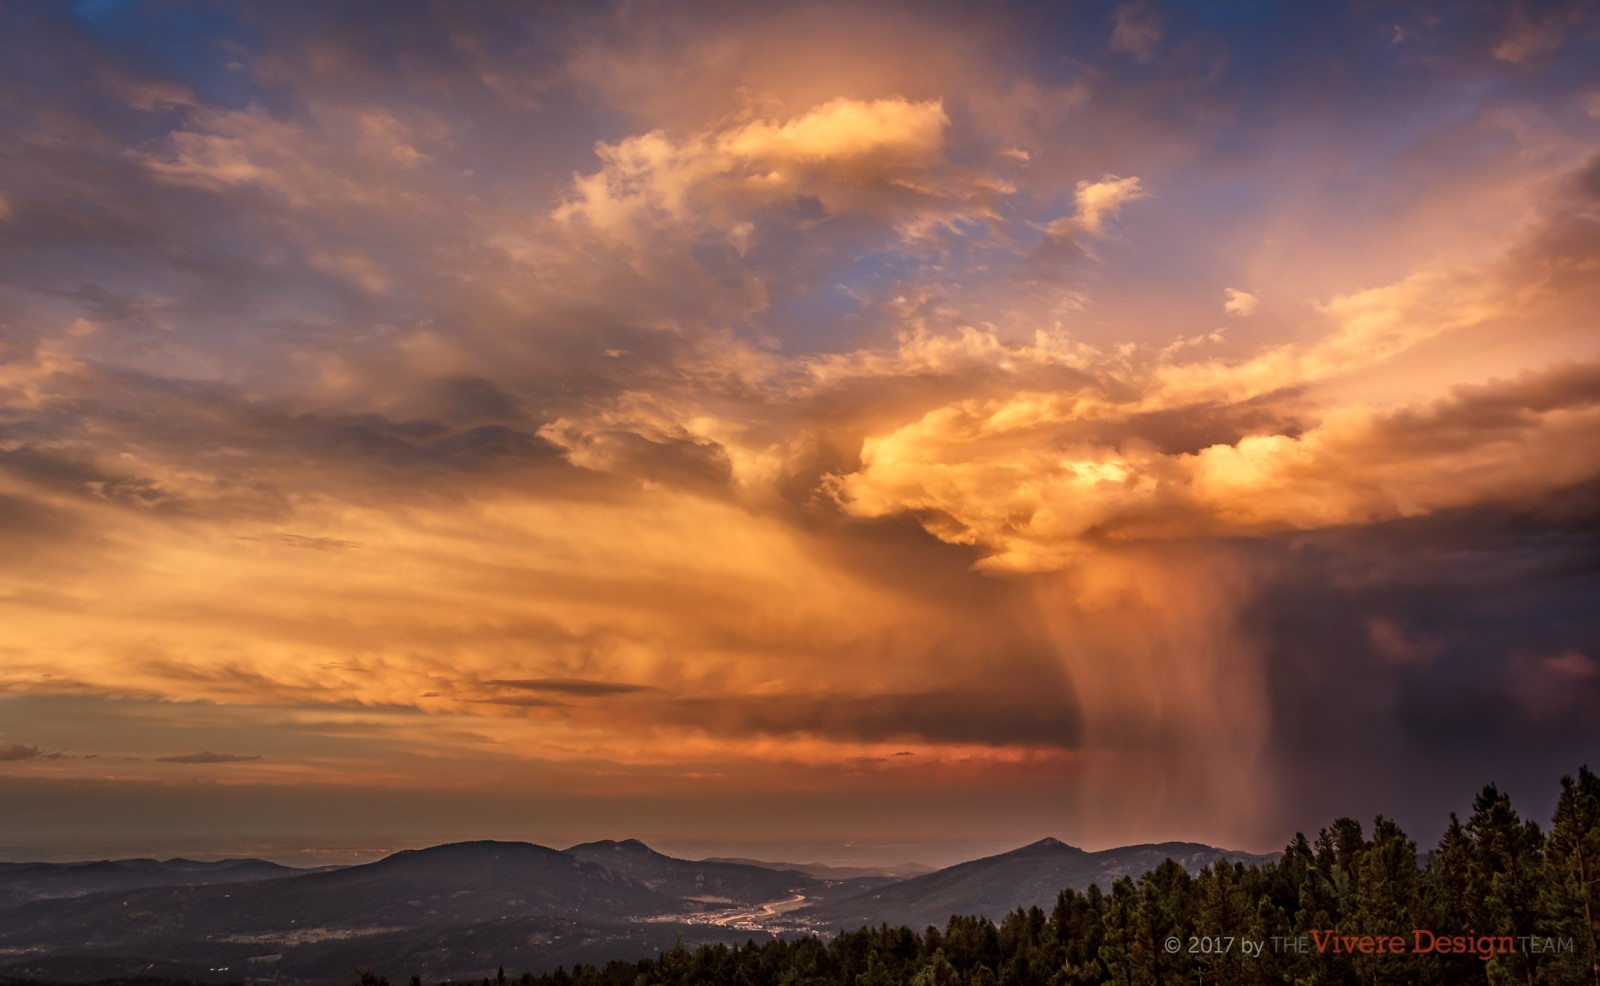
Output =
[{"x1": 1, "y1": 0, "x2": 1599, "y2": 866}]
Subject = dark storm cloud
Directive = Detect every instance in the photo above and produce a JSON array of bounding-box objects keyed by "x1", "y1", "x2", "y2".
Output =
[{"x1": 1247, "y1": 480, "x2": 1600, "y2": 842}]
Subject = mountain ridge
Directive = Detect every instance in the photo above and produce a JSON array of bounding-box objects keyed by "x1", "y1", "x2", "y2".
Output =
[{"x1": 0, "y1": 835, "x2": 1273, "y2": 983}]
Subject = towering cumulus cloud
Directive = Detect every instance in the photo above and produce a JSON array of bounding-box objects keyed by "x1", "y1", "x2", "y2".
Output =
[{"x1": 0, "y1": 0, "x2": 1597, "y2": 855}]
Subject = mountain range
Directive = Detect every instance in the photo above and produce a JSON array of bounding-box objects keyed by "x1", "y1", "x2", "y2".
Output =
[{"x1": 0, "y1": 837, "x2": 1275, "y2": 983}]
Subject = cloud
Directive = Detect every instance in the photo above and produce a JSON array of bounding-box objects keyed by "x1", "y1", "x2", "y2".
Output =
[
  {"x1": 156, "y1": 751, "x2": 263, "y2": 764},
  {"x1": 472, "y1": 695, "x2": 571, "y2": 709},
  {"x1": 1109, "y1": 1, "x2": 1163, "y2": 64},
  {"x1": 1492, "y1": 2, "x2": 1590, "y2": 65},
  {"x1": 1540, "y1": 650, "x2": 1598, "y2": 680},
  {"x1": 654, "y1": 690, "x2": 1080, "y2": 750},
  {"x1": 141, "y1": 105, "x2": 443, "y2": 211},
  {"x1": 1149, "y1": 266, "x2": 1505, "y2": 409},
  {"x1": 0, "y1": 743, "x2": 44, "y2": 761},
  {"x1": 553, "y1": 96, "x2": 1009, "y2": 243},
  {"x1": 483, "y1": 678, "x2": 656, "y2": 697},
  {"x1": 1047, "y1": 175, "x2": 1147, "y2": 239},
  {"x1": 1223, "y1": 287, "x2": 1258, "y2": 316},
  {"x1": 274, "y1": 533, "x2": 361, "y2": 551},
  {"x1": 722, "y1": 97, "x2": 948, "y2": 164},
  {"x1": 828, "y1": 358, "x2": 1600, "y2": 571}
]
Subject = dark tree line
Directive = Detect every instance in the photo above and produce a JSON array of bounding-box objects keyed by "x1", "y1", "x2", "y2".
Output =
[{"x1": 428, "y1": 767, "x2": 1599, "y2": 986}]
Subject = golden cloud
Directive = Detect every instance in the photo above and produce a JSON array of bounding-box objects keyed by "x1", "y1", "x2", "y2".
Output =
[{"x1": 553, "y1": 96, "x2": 1007, "y2": 243}]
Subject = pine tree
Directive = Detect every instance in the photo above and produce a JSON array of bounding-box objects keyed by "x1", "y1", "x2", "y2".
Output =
[
  {"x1": 1545, "y1": 767, "x2": 1600, "y2": 986},
  {"x1": 1468, "y1": 784, "x2": 1546, "y2": 986},
  {"x1": 1295, "y1": 833, "x2": 1352, "y2": 986},
  {"x1": 1140, "y1": 861, "x2": 1191, "y2": 984},
  {"x1": 1352, "y1": 816, "x2": 1422, "y2": 985},
  {"x1": 854, "y1": 951, "x2": 894, "y2": 986},
  {"x1": 1420, "y1": 813, "x2": 1482, "y2": 985},
  {"x1": 911, "y1": 948, "x2": 958, "y2": 986},
  {"x1": 1193, "y1": 862, "x2": 1251, "y2": 986},
  {"x1": 1098, "y1": 876, "x2": 1158, "y2": 986}
]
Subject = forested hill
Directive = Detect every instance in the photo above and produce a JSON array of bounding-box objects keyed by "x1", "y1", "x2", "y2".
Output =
[
  {"x1": 807, "y1": 837, "x2": 1275, "y2": 930},
  {"x1": 470, "y1": 767, "x2": 1600, "y2": 986}
]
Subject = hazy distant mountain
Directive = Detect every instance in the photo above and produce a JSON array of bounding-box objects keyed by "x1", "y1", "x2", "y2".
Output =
[
  {"x1": 565, "y1": 838, "x2": 808, "y2": 904},
  {"x1": 0, "y1": 841, "x2": 678, "y2": 946},
  {"x1": 0, "y1": 840, "x2": 761, "y2": 983},
  {"x1": 566, "y1": 839, "x2": 896, "y2": 904},
  {"x1": 701, "y1": 856, "x2": 936, "y2": 880},
  {"x1": 0, "y1": 857, "x2": 322, "y2": 910},
  {"x1": 808, "y1": 837, "x2": 1278, "y2": 930}
]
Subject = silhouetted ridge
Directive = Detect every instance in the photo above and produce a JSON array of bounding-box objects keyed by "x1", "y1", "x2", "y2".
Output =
[
  {"x1": 0, "y1": 837, "x2": 683, "y2": 960},
  {"x1": 1013, "y1": 836, "x2": 1081, "y2": 853},
  {"x1": 565, "y1": 838, "x2": 664, "y2": 857},
  {"x1": 368, "y1": 839, "x2": 565, "y2": 866},
  {"x1": 565, "y1": 839, "x2": 835, "y2": 905},
  {"x1": 809, "y1": 836, "x2": 1272, "y2": 929}
]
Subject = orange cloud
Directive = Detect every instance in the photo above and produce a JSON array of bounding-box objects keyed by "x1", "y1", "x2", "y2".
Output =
[
  {"x1": 1047, "y1": 174, "x2": 1147, "y2": 239},
  {"x1": 1223, "y1": 287, "x2": 1257, "y2": 316},
  {"x1": 553, "y1": 96, "x2": 1010, "y2": 243}
]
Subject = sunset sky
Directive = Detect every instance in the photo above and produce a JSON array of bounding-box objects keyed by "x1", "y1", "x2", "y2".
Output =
[{"x1": 2, "y1": 0, "x2": 1598, "y2": 865}]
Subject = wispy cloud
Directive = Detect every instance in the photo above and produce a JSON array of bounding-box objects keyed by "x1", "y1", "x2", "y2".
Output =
[
  {"x1": 1109, "y1": 1, "x2": 1162, "y2": 64},
  {"x1": 483, "y1": 678, "x2": 657, "y2": 697},
  {"x1": 156, "y1": 752, "x2": 264, "y2": 765}
]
